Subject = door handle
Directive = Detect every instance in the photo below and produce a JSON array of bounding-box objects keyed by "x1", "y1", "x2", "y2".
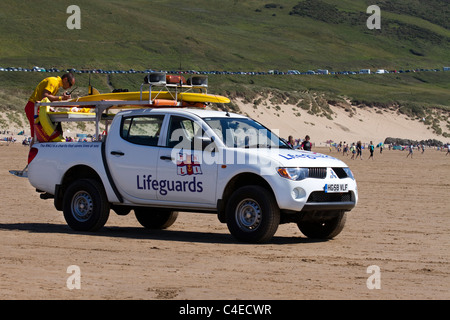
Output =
[
  {"x1": 111, "y1": 151, "x2": 125, "y2": 156},
  {"x1": 160, "y1": 155, "x2": 174, "y2": 161}
]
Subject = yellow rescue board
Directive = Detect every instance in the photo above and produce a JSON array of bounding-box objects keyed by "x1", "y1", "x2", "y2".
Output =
[{"x1": 70, "y1": 91, "x2": 230, "y2": 104}]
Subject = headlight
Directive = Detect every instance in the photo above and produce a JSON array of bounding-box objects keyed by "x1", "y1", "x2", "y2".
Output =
[
  {"x1": 277, "y1": 167, "x2": 309, "y2": 181},
  {"x1": 343, "y1": 167, "x2": 355, "y2": 180}
]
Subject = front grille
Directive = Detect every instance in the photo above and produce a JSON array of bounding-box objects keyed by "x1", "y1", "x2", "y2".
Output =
[
  {"x1": 308, "y1": 167, "x2": 327, "y2": 179},
  {"x1": 307, "y1": 191, "x2": 353, "y2": 203}
]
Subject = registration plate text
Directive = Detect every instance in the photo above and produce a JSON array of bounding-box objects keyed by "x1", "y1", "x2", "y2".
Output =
[{"x1": 325, "y1": 183, "x2": 348, "y2": 193}]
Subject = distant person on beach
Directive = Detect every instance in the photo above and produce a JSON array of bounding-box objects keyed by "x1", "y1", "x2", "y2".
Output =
[
  {"x1": 368, "y1": 141, "x2": 374, "y2": 160},
  {"x1": 356, "y1": 141, "x2": 363, "y2": 160},
  {"x1": 406, "y1": 144, "x2": 414, "y2": 158},
  {"x1": 25, "y1": 73, "x2": 75, "y2": 140},
  {"x1": 350, "y1": 143, "x2": 356, "y2": 159},
  {"x1": 343, "y1": 142, "x2": 349, "y2": 156},
  {"x1": 301, "y1": 135, "x2": 311, "y2": 151},
  {"x1": 446, "y1": 144, "x2": 450, "y2": 155},
  {"x1": 287, "y1": 135, "x2": 295, "y2": 149}
]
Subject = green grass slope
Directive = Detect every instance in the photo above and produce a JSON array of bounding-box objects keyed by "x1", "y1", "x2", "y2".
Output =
[{"x1": 0, "y1": 0, "x2": 448, "y2": 71}]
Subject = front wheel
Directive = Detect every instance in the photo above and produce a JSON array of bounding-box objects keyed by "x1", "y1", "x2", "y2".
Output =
[
  {"x1": 297, "y1": 211, "x2": 347, "y2": 239},
  {"x1": 63, "y1": 179, "x2": 110, "y2": 231},
  {"x1": 226, "y1": 185, "x2": 280, "y2": 243}
]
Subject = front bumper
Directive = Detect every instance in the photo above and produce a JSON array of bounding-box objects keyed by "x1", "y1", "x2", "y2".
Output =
[{"x1": 269, "y1": 175, "x2": 358, "y2": 212}]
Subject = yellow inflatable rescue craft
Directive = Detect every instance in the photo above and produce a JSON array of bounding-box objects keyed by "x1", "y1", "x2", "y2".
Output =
[{"x1": 34, "y1": 99, "x2": 64, "y2": 142}]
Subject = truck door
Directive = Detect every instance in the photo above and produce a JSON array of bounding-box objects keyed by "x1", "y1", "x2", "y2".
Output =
[
  {"x1": 106, "y1": 114, "x2": 165, "y2": 202},
  {"x1": 157, "y1": 115, "x2": 217, "y2": 204}
]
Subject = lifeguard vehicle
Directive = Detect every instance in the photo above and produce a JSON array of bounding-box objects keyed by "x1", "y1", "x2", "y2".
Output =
[{"x1": 14, "y1": 72, "x2": 358, "y2": 243}]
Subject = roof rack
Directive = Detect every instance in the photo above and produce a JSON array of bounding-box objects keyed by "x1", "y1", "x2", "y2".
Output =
[{"x1": 140, "y1": 72, "x2": 208, "y2": 104}]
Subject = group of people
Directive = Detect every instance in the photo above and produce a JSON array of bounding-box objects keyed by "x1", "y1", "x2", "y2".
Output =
[
  {"x1": 332, "y1": 141, "x2": 372, "y2": 160},
  {"x1": 287, "y1": 135, "x2": 312, "y2": 151},
  {"x1": 333, "y1": 140, "x2": 450, "y2": 159},
  {"x1": 406, "y1": 143, "x2": 439, "y2": 158},
  {"x1": 329, "y1": 140, "x2": 391, "y2": 160},
  {"x1": 1, "y1": 136, "x2": 17, "y2": 144}
]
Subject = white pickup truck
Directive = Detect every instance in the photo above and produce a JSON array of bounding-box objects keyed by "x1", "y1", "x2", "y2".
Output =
[{"x1": 27, "y1": 107, "x2": 358, "y2": 243}]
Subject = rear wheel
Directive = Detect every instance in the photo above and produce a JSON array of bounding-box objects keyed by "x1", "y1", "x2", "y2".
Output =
[
  {"x1": 134, "y1": 208, "x2": 178, "y2": 229},
  {"x1": 226, "y1": 185, "x2": 280, "y2": 243},
  {"x1": 63, "y1": 179, "x2": 110, "y2": 231},
  {"x1": 297, "y1": 211, "x2": 347, "y2": 239}
]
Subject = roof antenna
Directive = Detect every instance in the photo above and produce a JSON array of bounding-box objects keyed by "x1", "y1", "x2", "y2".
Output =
[
  {"x1": 88, "y1": 73, "x2": 92, "y2": 95},
  {"x1": 225, "y1": 110, "x2": 230, "y2": 117},
  {"x1": 88, "y1": 73, "x2": 100, "y2": 95}
]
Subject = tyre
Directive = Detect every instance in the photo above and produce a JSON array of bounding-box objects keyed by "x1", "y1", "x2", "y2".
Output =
[
  {"x1": 134, "y1": 208, "x2": 178, "y2": 229},
  {"x1": 63, "y1": 179, "x2": 110, "y2": 231},
  {"x1": 226, "y1": 185, "x2": 280, "y2": 243},
  {"x1": 297, "y1": 211, "x2": 347, "y2": 239}
]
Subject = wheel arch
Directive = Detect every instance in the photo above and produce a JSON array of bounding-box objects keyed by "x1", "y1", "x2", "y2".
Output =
[
  {"x1": 55, "y1": 165, "x2": 104, "y2": 211},
  {"x1": 217, "y1": 172, "x2": 276, "y2": 223}
]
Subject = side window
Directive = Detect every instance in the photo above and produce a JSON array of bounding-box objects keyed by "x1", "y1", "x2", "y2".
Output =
[
  {"x1": 167, "y1": 116, "x2": 203, "y2": 149},
  {"x1": 121, "y1": 115, "x2": 164, "y2": 146},
  {"x1": 204, "y1": 119, "x2": 224, "y2": 143}
]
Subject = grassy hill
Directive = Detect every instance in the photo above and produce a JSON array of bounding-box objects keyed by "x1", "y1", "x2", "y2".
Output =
[{"x1": 0, "y1": 0, "x2": 448, "y2": 71}]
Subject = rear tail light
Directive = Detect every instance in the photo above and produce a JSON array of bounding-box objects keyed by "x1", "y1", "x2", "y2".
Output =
[{"x1": 28, "y1": 147, "x2": 38, "y2": 164}]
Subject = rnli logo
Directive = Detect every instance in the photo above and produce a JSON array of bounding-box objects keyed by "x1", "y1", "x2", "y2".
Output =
[
  {"x1": 329, "y1": 168, "x2": 338, "y2": 179},
  {"x1": 177, "y1": 154, "x2": 203, "y2": 176}
]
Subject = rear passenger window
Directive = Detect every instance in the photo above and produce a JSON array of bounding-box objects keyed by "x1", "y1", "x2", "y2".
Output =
[{"x1": 121, "y1": 115, "x2": 164, "y2": 146}]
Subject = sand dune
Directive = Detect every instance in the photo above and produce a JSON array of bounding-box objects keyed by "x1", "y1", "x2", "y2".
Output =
[{"x1": 236, "y1": 99, "x2": 448, "y2": 146}]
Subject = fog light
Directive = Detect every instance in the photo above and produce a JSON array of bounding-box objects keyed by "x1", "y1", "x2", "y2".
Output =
[{"x1": 292, "y1": 187, "x2": 306, "y2": 200}]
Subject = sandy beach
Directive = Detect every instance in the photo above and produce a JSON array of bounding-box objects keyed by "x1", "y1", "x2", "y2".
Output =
[{"x1": 0, "y1": 140, "x2": 449, "y2": 300}]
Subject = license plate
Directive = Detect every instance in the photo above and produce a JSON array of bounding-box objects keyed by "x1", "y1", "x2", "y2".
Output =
[{"x1": 324, "y1": 183, "x2": 348, "y2": 193}]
